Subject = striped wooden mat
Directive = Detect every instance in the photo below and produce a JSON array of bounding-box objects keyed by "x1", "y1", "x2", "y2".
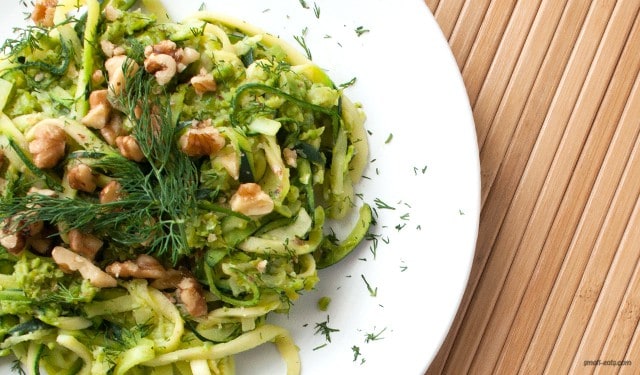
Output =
[{"x1": 425, "y1": 0, "x2": 640, "y2": 374}]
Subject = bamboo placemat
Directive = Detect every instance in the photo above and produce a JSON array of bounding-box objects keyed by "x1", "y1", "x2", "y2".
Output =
[{"x1": 424, "y1": 0, "x2": 640, "y2": 374}]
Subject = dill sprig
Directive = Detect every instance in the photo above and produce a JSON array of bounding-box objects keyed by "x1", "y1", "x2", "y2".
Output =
[
  {"x1": 293, "y1": 34, "x2": 312, "y2": 61},
  {"x1": 0, "y1": 67, "x2": 199, "y2": 264},
  {"x1": 1, "y1": 24, "x2": 48, "y2": 57},
  {"x1": 105, "y1": 65, "x2": 200, "y2": 263}
]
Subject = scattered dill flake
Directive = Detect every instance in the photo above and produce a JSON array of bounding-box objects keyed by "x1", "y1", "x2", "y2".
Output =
[
  {"x1": 294, "y1": 34, "x2": 312, "y2": 60},
  {"x1": 413, "y1": 165, "x2": 428, "y2": 175},
  {"x1": 314, "y1": 316, "x2": 340, "y2": 342},
  {"x1": 400, "y1": 264, "x2": 408, "y2": 272},
  {"x1": 361, "y1": 274, "x2": 377, "y2": 297},
  {"x1": 313, "y1": 2, "x2": 321, "y2": 18},
  {"x1": 366, "y1": 232, "x2": 379, "y2": 259},
  {"x1": 340, "y1": 77, "x2": 357, "y2": 88},
  {"x1": 299, "y1": 0, "x2": 309, "y2": 8},
  {"x1": 262, "y1": 8, "x2": 271, "y2": 13},
  {"x1": 11, "y1": 359, "x2": 26, "y2": 375},
  {"x1": 355, "y1": 26, "x2": 370, "y2": 37},
  {"x1": 352, "y1": 345, "x2": 362, "y2": 362},
  {"x1": 400, "y1": 213, "x2": 410, "y2": 221},
  {"x1": 395, "y1": 223, "x2": 407, "y2": 231},
  {"x1": 385, "y1": 133, "x2": 393, "y2": 144},
  {"x1": 365, "y1": 327, "x2": 387, "y2": 343},
  {"x1": 373, "y1": 198, "x2": 395, "y2": 210},
  {"x1": 459, "y1": 209, "x2": 466, "y2": 215},
  {"x1": 198, "y1": 2, "x2": 206, "y2": 10},
  {"x1": 324, "y1": 34, "x2": 332, "y2": 39},
  {"x1": 313, "y1": 343, "x2": 328, "y2": 351},
  {"x1": 416, "y1": 224, "x2": 422, "y2": 230},
  {"x1": 318, "y1": 296, "x2": 331, "y2": 311}
]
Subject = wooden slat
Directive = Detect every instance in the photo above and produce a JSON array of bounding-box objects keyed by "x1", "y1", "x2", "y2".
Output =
[
  {"x1": 492, "y1": 7, "x2": 640, "y2": 373},
  {"x1": 596, "y1": 208, "x2": 640, "y2": 373},
  {"x1": 425, "y1": 0, "x2": 440, "y2": 14},
  {"x1": 477, "y1": 0, "x2": 568, "y2": 207},
  {"x1": 620, "y1": 303, "x2": 640, "y2": 375},
  {"x1": 565, "y1": 20, "x2": 640, "y2": 373},
  {"x1": 425, "y1": 0, "x2": 640, "y2": 373},
  {"x1": 541, "y1": 11, "x2": 640, "y2": 371},
  {"x1": 448, "y1": 0, "x2": 491, "y2": 70},
  {"x1": 458, "y1": 0, "x2": 517, "y2": 106},
  {"x1": 451, "y1": 0, "x2": 634, "y2": 371},
  {"x1": 437, "y1": 2, "x2": 573, "y2": 372},
  {"x1": 433, "y1": 0, "x2": 465, "y2": 39},
  {"x1": 519, "y1": 1, "x2": 640, "y2": 372}
]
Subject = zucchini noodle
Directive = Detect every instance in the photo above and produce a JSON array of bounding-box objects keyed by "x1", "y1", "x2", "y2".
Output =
[{"x1": 0, "y1": 0, "x2": 372, "y2": 374}]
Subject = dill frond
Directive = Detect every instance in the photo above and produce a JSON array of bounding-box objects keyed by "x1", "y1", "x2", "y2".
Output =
[{"x1": 0, "y1": 68, "x2": 199, "y2": 264}]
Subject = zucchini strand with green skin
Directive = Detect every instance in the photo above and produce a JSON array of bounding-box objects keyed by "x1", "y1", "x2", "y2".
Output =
[
  {"x1": 27, "y1": 341, "x2": 44, "y2": 375},
  {"x1": 231, "y1": 82, "x2": 354, "y2": 219},
  {"x1": 75, "y1": 0, "x2": 101, "y2": 117},
  {"x1": 315, "y1": 203, "x2": 373, "y2": 268},
  {"x1": 204, "y1": 263, "x2": 261, "y2": 307},
  {"x1": 230, "y1": 82, "x2": 341, "y2": 137}
]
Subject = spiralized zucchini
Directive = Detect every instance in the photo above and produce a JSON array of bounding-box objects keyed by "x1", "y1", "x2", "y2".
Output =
[{"x1": 0, "y1": 0, "x2": 371, "y2": 374}]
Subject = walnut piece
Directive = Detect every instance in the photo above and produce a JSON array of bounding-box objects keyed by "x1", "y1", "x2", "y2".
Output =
[
  {"x1": 28, "y1": 119, "x2": 66, "y2": 169},
  {"x1": 178, "y1": 120, "x2": 226, "y2": 157},
  {"x1": 31, "y1": 0, "x2": 57, "y2": 27},
  {"x1": 177, "y1": 277, "x2": 208, "y2": 317},
  {"x1": 190, "y1": 69, "x2": 217, "y2": 96},
  {"x1": 68, "y1": 229, "x2": 103, "y2": 260},
  {"x1": 103, "y1": 5, "x2": 123, "y2": 21},
  {"x1": 116, "y1": 135, "x2": 145, "y2": 162},
  {"x1": 100, "y1": 114, "x2": 126, "y2": 146},
  {"x1": 0, "y1": 225, "x2": 25, "y2": 255},
  {"x1": 144, "y1": 40, "x2": 200, "y2": 73},
  {"x1": 67, "y1": 164, "x2": 97, "y2": 193},
  {"x1": 105, "y1": 55, "x2": 139, "y2": 95},
  {"x1": 81, "y1": 90, "x2": 112, "y2": 129},
  {"x1": 52, "y1": 246, "x2": 117, "y2": 288},
  {"x1": 229, "y1": 183, "x2": 274, "y2": 216},
  {"x1": 283, "y1": 148, "x2": 298, "y2": 168},
  {"x1": 178, "y1": 48, "x2": 200, "y2": 72},
  {"x1": 144, "y1": 53, "x2": 177, "y2": 86},
  {"x1": 105, "y1": 255, "x2": 167, "y2": 279},
  {"x1": 100, "y1": 180, "x2": 123, "y2": 204}
]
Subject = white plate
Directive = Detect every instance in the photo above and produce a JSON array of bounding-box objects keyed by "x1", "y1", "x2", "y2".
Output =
[{"x1": 0, "y1": 1, "x2": 480, "y2": 374}]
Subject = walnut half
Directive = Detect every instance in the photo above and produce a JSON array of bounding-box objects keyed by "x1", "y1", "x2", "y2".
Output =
[
  {"x1": 28, "y1": 119, "x2": 67, "y2": 169},
  {"x1": 52, "y1": 246, "x2": 117, "y2": 288},
  {"x1": 178, "y1": 120, "x2": 226, "y2": 157}
]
